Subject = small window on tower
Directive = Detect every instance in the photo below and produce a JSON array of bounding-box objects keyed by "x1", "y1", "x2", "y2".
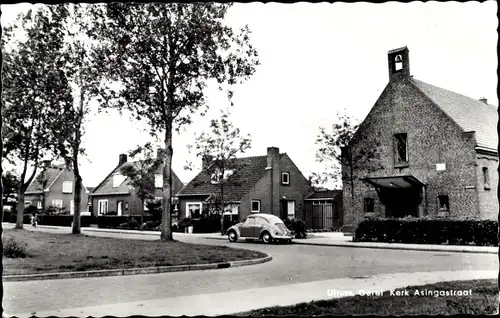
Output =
[
  {"x1": 394, "y1": 133, "x2": 408, "y2": 164},
  {"x1": 395, "y1": 54, "x2": 403, "y2": 71},
  {"x1": 483, "y1": 167, "x2": 490, "y2": 190}
]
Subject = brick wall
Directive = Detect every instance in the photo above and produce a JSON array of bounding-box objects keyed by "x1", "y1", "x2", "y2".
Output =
[
  {"x1": 239, "y1": 172, "x2": 272, "y2": 220},
  {"x1": 476, "y1": 152, "x2": 499, "y2": 220},
  {"x1": 343, "y1": 77, "x2": 480, "y2": 229},
  {"x1": 279, "y1": 154, "x2": 313, "y2": 220}
]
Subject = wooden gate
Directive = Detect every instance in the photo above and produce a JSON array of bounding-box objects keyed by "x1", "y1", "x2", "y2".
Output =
[{"x1": 311, "y1": 203, "x2": 333, "y2": 229}]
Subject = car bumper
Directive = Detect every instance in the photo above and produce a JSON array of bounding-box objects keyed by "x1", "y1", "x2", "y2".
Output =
[{"x1": 272, "y1": 234, "x2": 294, "y2": 240}]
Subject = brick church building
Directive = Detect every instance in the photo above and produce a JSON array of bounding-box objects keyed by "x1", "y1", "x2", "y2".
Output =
[{"x1": 343, "y1": 46, "x2": 497, "y2": 231}]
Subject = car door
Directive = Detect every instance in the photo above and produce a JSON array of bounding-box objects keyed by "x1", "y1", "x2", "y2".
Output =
[
  {"x1": 240, "y1": 216, "x2": 255, "y2": 237},
  {"x1": 253, "y1": 216, "x2": 268, "y2": 237}
]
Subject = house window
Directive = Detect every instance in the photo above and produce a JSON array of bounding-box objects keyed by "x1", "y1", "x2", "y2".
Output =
[
  {"x1": 113, "y1": 174, "x2": 126, "y2": 187},
  {"x1": 62, "y1": 181, "x2": 73, "y2": 194},
  {"x1": 52, "y1": 199, "x2": 63, "y2": 208},
  {"x1": 363, "y1": 198, "x2": 374, "y2": 213},
  {"x1": 438, "y1": 195, "x2": 449, "y2": 213},
  {"x1": 155, "y1": 174, "x2": 162, "y2": 188},
  {"x1": 25, "y1": 201, "x2": 32, "y2": 208},
  {"x1": 251, "y1": 200, "x2": 261, "y2": 213},
  {"x1": 483, "y1": 167, "x2": 490, "y2": 190},
  {"x1": 281, "y1": 172, "x2": 290, "y2": 185},
  {"x1": 287, "y1": 201, "x2": 295, "y2": 219},
  {"x1": 98, "y1": 200, "x2": 109, "y2": 215},
  {"x1": 186, "y1": 202, "x2": 202, "y2": 219},
  {"x1": 394, "y1": 133, "x2": 408, "y2": 163},
  {"x1": 37, "y1": 201, "x2": 42, "y2": 209}
]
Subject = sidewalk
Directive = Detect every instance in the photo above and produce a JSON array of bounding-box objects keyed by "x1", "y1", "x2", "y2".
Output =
[
  {"x1": 11, "y1": 269, "x2": 497, "y2": 317},
  {"x1": 205, "y1": 232, "x2": 498, "y2": 254},
  {"x1": 3, "y1": 223, "x2": 497, "y2": 254}
]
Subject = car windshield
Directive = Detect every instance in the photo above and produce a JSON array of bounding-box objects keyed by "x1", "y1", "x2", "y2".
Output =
[{"x1": 274, "y1": 223, "x2": 287, "y2": 232}]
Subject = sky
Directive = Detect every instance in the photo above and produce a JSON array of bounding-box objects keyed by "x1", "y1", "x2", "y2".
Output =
[{"x1": 1, "y1": 1, "x2": 498, "y2": 189}]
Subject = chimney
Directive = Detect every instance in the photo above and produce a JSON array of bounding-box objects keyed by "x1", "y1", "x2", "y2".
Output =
[
  {"x1": 118, "y1": 153, "x2": 128, "y2": 166},
  {"x1": 266, "y1": 147, "x2": 280, "y2": 217},
  {"x1": 266, "y1": 147, "x2": 279, "y2": 168},
  {"x1": 387, "y1": 46, "x2": 410, "y2": 82},
  {"x1": 479, "y1": 97, "x2": 488, "y2": 104},
  {"x1": 202, "y1": 154, "x2": 214, "y2": 170}
]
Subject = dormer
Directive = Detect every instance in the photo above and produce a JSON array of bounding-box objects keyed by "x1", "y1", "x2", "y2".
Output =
[{"x1": 387, "y1": 46, "x2": 410, "y2": 82}]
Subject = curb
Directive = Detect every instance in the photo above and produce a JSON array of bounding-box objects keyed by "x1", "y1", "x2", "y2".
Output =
[
  {"x1": 292, "y1": 241, "x2": 497, "y2": 254},
  {"x1": 83, "y1": 228, "x2": 160, "y2": 236},
  {"x1": 205, "y1": 236, "x2": 497, "y2": 255},
  {"x1": 2, "y1": 255, "x2": 272, "y2": 282}
]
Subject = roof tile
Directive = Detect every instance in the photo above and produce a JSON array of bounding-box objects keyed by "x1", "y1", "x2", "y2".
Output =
[
  {"x1": 177, "y1": 155, "x2": 278, "y2": 202},
  {"x1": 411, "y1": 78, "x2": 498, "y2": 151}
]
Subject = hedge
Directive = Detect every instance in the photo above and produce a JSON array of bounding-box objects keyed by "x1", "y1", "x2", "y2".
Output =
[
  {"x1": 354, "y1": 218, "x2": 498, "y2": 246},
  {"x1": 284, "y1": 218, "x2": 307, "y2": 238},
  {"x1": 97, "y1": 215, "x2": 159, "y2": 229}
]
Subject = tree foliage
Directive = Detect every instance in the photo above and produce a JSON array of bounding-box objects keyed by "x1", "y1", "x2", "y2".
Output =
[
  {"x1": 51, "y1": 4, "x2": 101, "y2": 234},
  {"x1": 315, "y1": 112, "x2": 382, "y2": 199},
  {"x1": 2, "y1": 6, "x2": 74, "y2": 228},
  {"x1": 190, "y1": 109, "x2": 251, "y2": 234},
  {"x1": 120, "y1": 142, "x2": 163, "y2": 224},
  {"x1": 88, "y1": 3, "x2": 259, "y2": 240}
]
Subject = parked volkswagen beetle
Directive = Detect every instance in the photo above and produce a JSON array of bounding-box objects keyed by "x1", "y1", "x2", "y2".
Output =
[{"x1": 227, "y1": 213, "x2": 293, "y2": 244}]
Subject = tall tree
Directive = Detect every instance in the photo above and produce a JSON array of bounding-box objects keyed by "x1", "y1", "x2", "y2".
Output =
[
  {"x1": 315, "y1": 112, "x2": 382, "y2": 202},
  {"x1": 54, "y1": 4, "x2": 100, "y2": 234},
  {"x1": 2, "y1": 6, "x2": 74, "y2": 229},
  {"x1": 89, "y1": 3, "x2": 259, "y2": 241},
  {"x1": 191, "y1": 109, "x2": 251, "y2": 234},
  {"x1": 120, "y1": 143, "x2": 163, "y2": 225}
]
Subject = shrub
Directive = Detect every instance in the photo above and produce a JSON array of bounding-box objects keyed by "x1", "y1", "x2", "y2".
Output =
[
  {"x1": 8, "y1": 214, "x2": 31, "y2": 224},
  {"x1": 193, "y1": 213, "x2": 222, "y2": 234},
  {"x1": 177, "y1": 217, "x2": 193, "y2": 232},
  {"x1": 3, "y1": 237, "x2": 28, "y2": 258},
  {"x1": 2, "y1": 211, "x2": 11, "y2": 223},
  {"x1": 140, "y1": 220, "x2": 161, "y2": 231},
  {"x1": 355, "y1": 218, "x2": 498, "y2": 246},
  {"x1": 118, "y1": 218, "x2": 140, "y2": 230},
  {"x1": 284, "y1": 218, "x2": 307, "y2": 239}
]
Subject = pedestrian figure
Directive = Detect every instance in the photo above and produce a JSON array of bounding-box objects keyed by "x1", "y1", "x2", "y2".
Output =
[{"x1": 31, "y1": 213, "x2": 38, "y2": 227}]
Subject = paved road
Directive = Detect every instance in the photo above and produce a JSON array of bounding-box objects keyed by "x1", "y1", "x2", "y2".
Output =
[{"x1": 3, "y1": 226, "x2": 498, "y2": 316}]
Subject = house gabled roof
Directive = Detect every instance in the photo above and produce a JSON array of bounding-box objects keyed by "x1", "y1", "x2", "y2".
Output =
[
  {"x1": 177, "y1": 155, "x2": 282, "y2": 202},
  {"x1": 92, "y1": 161, "x2": 184, "y2": 196},
  {"x1": 25, "y1": 165, "x2": 66, "y2": 194},
  {"x1": 411, "y1": 78, "x2": 498, "y2": 152},
  {"x1": 306, "y1": 190, "x2": 342, "y2": 200}
]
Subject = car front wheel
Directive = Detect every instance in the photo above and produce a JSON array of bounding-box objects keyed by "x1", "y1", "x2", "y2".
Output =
[
  {"x1": 228, "y1": 230, "x2": 238, "y2": 242},
  {"x1": 261, "y1": 231, "x2": 272, "y2": 244}
]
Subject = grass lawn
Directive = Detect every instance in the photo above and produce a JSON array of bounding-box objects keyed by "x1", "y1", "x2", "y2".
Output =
[
  {"x1": 2, "y1": 229, "x2": 267, "y2": 275},
  {"x1": 239, "y1": 279, "x2": 498, "y2": 316}
]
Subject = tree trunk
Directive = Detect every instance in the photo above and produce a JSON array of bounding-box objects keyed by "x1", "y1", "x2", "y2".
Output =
[
  {"x1": 161, "y1": 124, "x2": 173, "y2": 241},
  {"x1": 140, "y1": 198, "x2": 144, "y2": 226},
  {"x1": 1, "y1": 96, "x2": 4, "y2": 316},
  {"x1": 16, "y1": 190, "x2": 26, "y2": 229},
  {"x1": 72, "y1": 156, "x2": 82, "y2": 234},
  {"x1": 220, "y1": 184, "x2": 224, "y2": 235}
]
